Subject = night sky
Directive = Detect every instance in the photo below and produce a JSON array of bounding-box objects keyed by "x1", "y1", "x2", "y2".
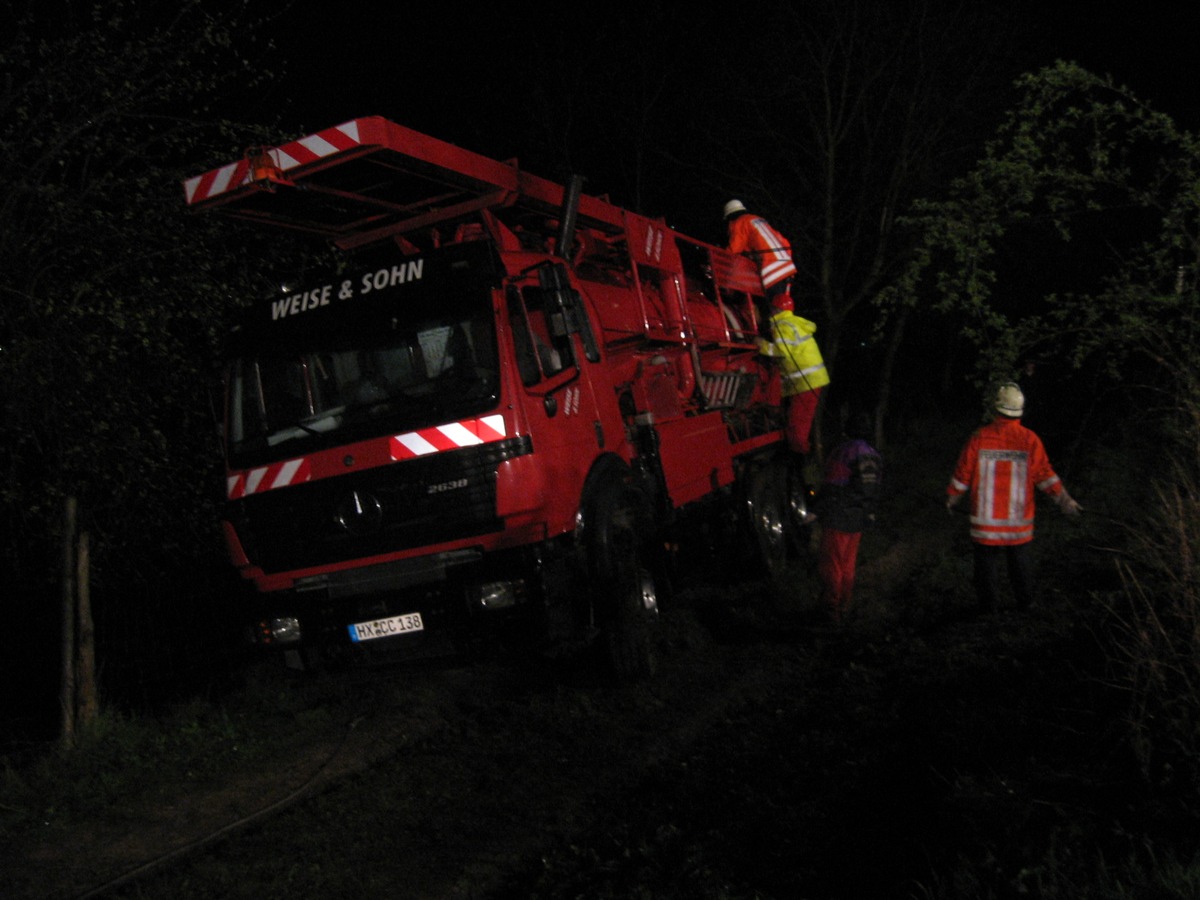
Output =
[
  {"x1": 257, "y1": 3, "x2": 1200, "y2": 161},
  {"x1": 197, "y1": 1, "x2": 1193, "y2": 261}
]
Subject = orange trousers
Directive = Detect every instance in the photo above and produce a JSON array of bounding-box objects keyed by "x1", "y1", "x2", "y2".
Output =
[{"x1": 819, "y1": 527, "x2": 862, "y2": 622}]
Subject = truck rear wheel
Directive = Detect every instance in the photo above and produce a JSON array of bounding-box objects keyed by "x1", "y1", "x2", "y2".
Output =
[{"x1": 744, "y1": 458, "x2": 808, "y2": 578}]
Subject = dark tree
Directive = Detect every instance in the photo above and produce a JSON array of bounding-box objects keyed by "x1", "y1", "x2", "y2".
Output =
[{"x1": 0, "y1": 0, "x2": 281, "y2": 721}]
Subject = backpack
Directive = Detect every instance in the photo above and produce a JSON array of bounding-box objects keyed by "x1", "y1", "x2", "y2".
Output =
[{"x1": 844, "y1": 445, "x2": 883, "y2": 527}]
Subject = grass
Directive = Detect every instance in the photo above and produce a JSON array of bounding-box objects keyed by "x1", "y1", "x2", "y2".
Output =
[{"x1": 0, "y1": 663, "x2": 346, "y2": 856}]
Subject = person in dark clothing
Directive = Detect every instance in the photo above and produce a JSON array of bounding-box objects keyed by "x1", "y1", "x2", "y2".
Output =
[{"x1": 814, "y1": 412, "x2": 882, "y2": 623}]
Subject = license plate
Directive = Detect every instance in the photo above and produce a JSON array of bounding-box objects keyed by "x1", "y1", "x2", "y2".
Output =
[{"x1": 347, "y1": 611, "x2": 424, "y2": 643}]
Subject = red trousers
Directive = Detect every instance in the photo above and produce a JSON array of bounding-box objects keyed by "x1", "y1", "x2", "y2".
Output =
[
  {"x1": 819, "y1": 527, "x2": 862, "y2": 622},
  {"x1": 786, "y1": 387, "x2": 823, "y2": 454}
]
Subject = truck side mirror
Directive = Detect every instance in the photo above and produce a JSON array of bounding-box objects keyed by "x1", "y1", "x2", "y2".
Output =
[{"x1": 538, "y1": 262, "x2": 599, "y2": 363}]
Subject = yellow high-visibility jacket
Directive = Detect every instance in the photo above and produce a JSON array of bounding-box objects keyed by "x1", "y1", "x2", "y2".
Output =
[{"x1": 758, "y1": 309, "x2": 830, "y2": 397}]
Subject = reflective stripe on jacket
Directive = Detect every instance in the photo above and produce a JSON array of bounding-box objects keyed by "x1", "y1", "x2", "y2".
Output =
[
  {"x1": 757, "y1": 310, "x2": 830, "y2": 397},
  {"x1": 727, "y1": 214, "x2": 797, "y2": 289},
  {"x1": 947, "y1": 416, "x2": 1063, "y2": 546}
]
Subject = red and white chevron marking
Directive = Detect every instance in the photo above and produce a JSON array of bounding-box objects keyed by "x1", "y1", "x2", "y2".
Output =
[
  {"x1": 226, "y1": 415, "x2": 508, "y2": 499},
  {"x1": 390, "y1": 414, "x2": 507, "y2": 460},
  {"x1": 227, "y1": 457, "x2": 312, "y2": 500},
  {"x1": 184, "y1": 120, "x2": 367, "y2": 205}
]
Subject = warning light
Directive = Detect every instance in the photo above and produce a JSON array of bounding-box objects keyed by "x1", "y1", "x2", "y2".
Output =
[{"x1": 245, "y1": 146, "x2": 288, "y2": 188}]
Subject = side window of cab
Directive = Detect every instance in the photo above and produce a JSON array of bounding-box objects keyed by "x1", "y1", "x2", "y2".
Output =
[{"x1": 506, "y1": 284, "x2": 574, "y2": 386}]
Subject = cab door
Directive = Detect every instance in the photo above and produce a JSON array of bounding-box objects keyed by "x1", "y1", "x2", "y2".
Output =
[{"x1": 504, "y1": 271, "x2": 608, "y2": 537}]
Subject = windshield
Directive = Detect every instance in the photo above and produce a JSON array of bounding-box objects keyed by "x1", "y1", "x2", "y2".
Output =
[
  {"x1": 228, "y1": 315, "x2": 498, "y2": 464},
  {"x1": 225, "y1": 245, "x2": 501, "y2": 467}
]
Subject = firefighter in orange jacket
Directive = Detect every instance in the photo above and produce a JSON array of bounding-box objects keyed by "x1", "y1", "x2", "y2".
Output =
[
  {"x1": 724, "y1": 200, "x2": 797, "y2": 304},
  {"x1": 945, "y1": 382, "x2": 1081, "y2": 611}
]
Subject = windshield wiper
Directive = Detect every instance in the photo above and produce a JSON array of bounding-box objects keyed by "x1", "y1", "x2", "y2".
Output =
[{"x1": 264, "y1": 409, "x2": 345, "y2": 447}]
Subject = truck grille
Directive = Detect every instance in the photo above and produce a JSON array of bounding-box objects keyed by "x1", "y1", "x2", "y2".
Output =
[{"x1": 229, "y1": 436, "x2": 532, "y2": 574}]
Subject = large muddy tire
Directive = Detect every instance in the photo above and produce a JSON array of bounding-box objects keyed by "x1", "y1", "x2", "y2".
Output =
[
  {"x1": 586, "y1": 473, "x2": 659, "y2": 682},
  {"x1": 744, "y1": 458, "x2": 809, "y2": 578},
  {"x1": 604, "y1": 562, "x2": 659, "y2": 683}
]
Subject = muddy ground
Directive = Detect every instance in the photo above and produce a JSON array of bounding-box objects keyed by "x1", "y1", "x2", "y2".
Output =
[{"x1": 10, "y1": 531, "x2": 1139, "y2": 900}]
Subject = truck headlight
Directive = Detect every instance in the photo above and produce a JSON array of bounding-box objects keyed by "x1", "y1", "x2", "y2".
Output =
[
  {"x1": 477, "y1": 580, "x2": 524, "y2": 610},
  {"x1": 254, "y1": 616, "x2": 302, "y2": 645}
]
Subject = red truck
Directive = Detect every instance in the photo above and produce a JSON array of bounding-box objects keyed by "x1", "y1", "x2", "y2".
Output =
[{"x1": 183, "y1": 116, "x2": 810, "y2": 679}]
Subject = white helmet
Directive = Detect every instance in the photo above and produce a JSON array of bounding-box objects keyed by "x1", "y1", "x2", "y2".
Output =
[
  {"x1": 723, "y1": 199, "x2": 747, "y2": 219},
  {"x1": 994, "y1": 382, "x2": 1025, "y2": 417}
]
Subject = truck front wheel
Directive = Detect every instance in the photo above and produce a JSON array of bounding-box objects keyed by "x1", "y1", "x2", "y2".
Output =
[
  {"x1": 604, "y1": 559, "x2": 659, "y2": 683},
  {"x1": 586, "y1": 475, "x2": 659, "y2": 682}
]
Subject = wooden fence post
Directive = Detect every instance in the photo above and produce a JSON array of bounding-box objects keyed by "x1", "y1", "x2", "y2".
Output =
[
  {"x1": 59, "y1": 496, "x2": 77, "y2": 749},
  {"x1": 76, "y1": 529, "x2": 98, "y2": 730}
]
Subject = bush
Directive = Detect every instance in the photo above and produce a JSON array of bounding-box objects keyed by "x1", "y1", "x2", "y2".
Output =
[{"x1": 1102, "y1": 454, "x2": 1200, "y2": 808}]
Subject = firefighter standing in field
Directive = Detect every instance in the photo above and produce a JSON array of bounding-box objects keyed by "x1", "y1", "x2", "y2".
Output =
[
  {"x1": 945, "y1": 382, "x2": 1082, "y2": 612},
  {"x1": 724, "y1": 200, "x2": 829, "y2": 457},
  {"x1": 815, "y1": 412, "x2": 882, "y2": 624}
]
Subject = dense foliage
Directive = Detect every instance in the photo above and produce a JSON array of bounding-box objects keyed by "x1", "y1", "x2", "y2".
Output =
[
  {"x1": 886, "y1": 61, "x2": 1200, "y2": 390},
  {"x1": 0, "y1": 1, "x2": 283, "y2": 714}
]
